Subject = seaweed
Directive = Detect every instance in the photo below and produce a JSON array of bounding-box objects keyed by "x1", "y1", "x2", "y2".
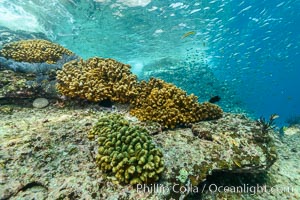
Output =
[
  {"x1": 257, "y1": 114, "x2": 278, "y2": 134},
  {"x1": 254, "y1": 114, "x2": 279, "y2": 144}
]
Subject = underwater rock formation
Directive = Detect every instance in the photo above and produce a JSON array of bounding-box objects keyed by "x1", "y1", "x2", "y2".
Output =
[
  {"x1": 56, "y1": 57, "x2": 140, "y2": 103},
  {"x1": 0, "y1": 107, "x2": 281, "y2": 199},
  {"x1": 0, "y1": 69, "x2": 27, "y2": 98},
  {"x1": 158, "y1": 113, "x2": 278, "y2": 188},
  {"x1": 88, "y1": 114, "x2": 164, "y2": 185},
  {"x1": 130, "y1": 78, "x2": 223, "y2": 129},
  {"x1": 32, "y1": 98, "x2": 49, "y2": 109},
  {"x1": 0, "y1": 69, "x2": 58, "y2": 99}
]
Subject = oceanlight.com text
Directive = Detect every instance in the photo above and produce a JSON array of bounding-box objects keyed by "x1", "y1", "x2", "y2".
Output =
[
  {"x1": 206, "y1": 184, "x2": 295, "y2": 195},
  {"x1": 136, "y1": 183, "x2": 295, "y2": 195}
]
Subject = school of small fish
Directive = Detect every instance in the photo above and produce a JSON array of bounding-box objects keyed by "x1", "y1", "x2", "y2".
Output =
[{"x1": 0, "y1": 0, "x2": 299, "y2": 122}]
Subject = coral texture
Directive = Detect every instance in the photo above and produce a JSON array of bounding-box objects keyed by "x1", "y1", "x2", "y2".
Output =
[
  {"x1": 0, "y1": 69, "x2": 28, "y2": 98},
  {"x1": 0, "y1": 39, "x2": 73, "y2": 64},
  {"x1": 88, "y1": 114, "x2": 165, "y2": 184},
  {"x1": 56, "y1": 57, "x2": 222, "y2": 128},
  {"x1": 130, "y1": 78, "x2": 223, "y2": 128},
  {"x1": 56, "y1": 57, "x2": 139, "y2": 103},
  {"x1": 0, "y1": 68, "x2": 60, "y2": 99}
]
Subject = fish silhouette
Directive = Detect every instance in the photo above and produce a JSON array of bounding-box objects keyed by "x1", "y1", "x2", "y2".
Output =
[{"x1": 209, "y1": 96, "x2": 221, "y2": 103}]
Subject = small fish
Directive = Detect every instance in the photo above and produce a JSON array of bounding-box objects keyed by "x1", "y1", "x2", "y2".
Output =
[
  {"x1": 270, "y1": 114, "x2": 279, "y2": 120},
  {"x1": 209, "y1": 95, "x2": 221, "y2": 103},
  {"x1": 237, "y1": 5, "x2": 252, "y2": 15},
  {"x1": 233, "y1": 160, "x2": 242, "y2": 168},
  {"x1": 181, "y1": 31, "x2": 196, "y2": 39}
]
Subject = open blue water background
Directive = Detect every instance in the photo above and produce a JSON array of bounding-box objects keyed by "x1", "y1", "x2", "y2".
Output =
[{"x1": 0, "y1": 0, "x2": 299, "y2": 126}]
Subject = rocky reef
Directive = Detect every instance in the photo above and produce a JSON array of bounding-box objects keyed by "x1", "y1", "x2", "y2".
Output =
[
  {"x1": 1, "y1": 55, "x2": 222, "y2": 130},
  {"x1": 161, "y1": 113, "x2": 277, "y2": 188},
  {"x1": 1, "y1": 104, "x2": 295, "y2": 200},
  {"x1": 88, "y1": 114, "x2": 164, "y2": 185},
  {"x1": 0, "y1": 68, "x2": 59, "y2": 100},
  {"x1": 130, "y1": 78, "x2": 223, "y2": 128},
  {"x1": 1, "y1": 30, "x2": 297, "y2": 200}
]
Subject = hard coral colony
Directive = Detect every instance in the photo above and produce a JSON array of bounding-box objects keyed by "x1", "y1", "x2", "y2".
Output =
[
  {"x1": 88, "y1": 114, "x2": 164, "y2": 184},
  {"x1": 0, "y1": 39, "x2": 73, "y2": 64},
  {"x1": 130, "y1": 78, "x2": 223, "y2": 128},
  {"x1": 56, "y1": 59, "x2": 223, "y2": 129},
  {"x1": 56, "y1": 57, "x2": 139, "y2": 103}
]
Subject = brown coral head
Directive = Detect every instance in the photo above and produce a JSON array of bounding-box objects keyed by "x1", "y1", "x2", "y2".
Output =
[
  {"x1": 56, "y1": 57, "x2": 139, "y2": 103},
  {"x1": 0, "y1": 39, "x2": 74, "y2": 63}
]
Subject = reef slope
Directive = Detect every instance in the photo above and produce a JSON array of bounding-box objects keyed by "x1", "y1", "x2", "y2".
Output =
[{"x1": 1, "y1": 103, "x2": 298, "y2": 199}]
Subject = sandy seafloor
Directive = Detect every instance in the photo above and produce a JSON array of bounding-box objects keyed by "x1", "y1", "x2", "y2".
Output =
[{"x1": 0, "y1": 101, "x2": 299, "y2": 200}]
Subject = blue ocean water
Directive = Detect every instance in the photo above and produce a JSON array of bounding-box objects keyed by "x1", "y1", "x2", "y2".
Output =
[{"x1": 0, "y1": 0, "x2": 299, "y2": 125}]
